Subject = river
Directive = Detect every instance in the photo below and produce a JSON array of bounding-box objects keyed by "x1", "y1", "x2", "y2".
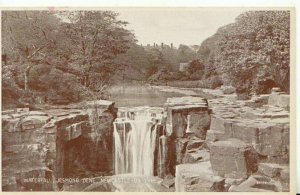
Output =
[{"x1": 107, "y1": 84, "x2": 185, "y2": 107}]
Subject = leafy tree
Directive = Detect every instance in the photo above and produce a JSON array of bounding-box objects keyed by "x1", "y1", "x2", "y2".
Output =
[
  {"x1": 187, "y1": 60, "x2": 205, "y2": 80},
  {"x1": 2, "y1": 11, "x2": 61, "y2": 91},
  {"x1": 2, "y1": 10, "x2": 136, "y2": 106},
  {"x1": 60, "y1": 11, "x2": 135, "y2": 88},
  {"x1": 178, "y1": 44, "x2": 196, "y2": 63},
  {"x1": 197, "y1": 11, "x2": 290, "y2": 96},
  {"x1": 113, "y1": 43, "x2": 151, "y2": 80}
]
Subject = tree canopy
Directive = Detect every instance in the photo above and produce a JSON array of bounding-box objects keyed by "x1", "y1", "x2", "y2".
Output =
[
  {"x1": 2, "y1": 10, "x2": 136, "y2": 107},
  {"x1": 197, "y1": 10, "x2": 290, "y2": 96}
]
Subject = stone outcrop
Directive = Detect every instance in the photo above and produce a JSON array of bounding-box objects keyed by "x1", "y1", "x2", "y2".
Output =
[
  {"x1": 268, "y1": 91, "x2": 290, "y2": 110},
  {"x1": 164, "y1": 96, "x2": 211, "y2": 176},
  {"x1": 2, "y1": 87, "x2": 290, "y2": 192},
  {"x1": 210, "y1": 139, "x2": 258, "y2": 179},
  {"x1": 2, "y1": 100, "x2": 116, "y2": 191},
  {"x1": 2, "y1": 109, "x2": 57, "y2": 191},
  {"x1": 205, "y1": 96, "x2": 290, "y2": 164},
  {"x1": 168, "y1": 89, "x2": 290, "y2": 192},
  {"x1": 165, "y1": 96, "x2": 210, "y2": 138}
]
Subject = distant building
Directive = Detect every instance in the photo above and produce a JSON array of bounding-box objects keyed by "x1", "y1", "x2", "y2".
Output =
[
  {"x1": 179, "y1": 62, "x2": 190, "y2": 72},
  {"x1": 144, "y1": 43, "x2": 175, "y2": 51}
]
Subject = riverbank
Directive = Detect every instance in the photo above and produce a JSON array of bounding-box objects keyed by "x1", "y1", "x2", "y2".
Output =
[{"x1": 150, "y1": 85, "x2": 234, "y2": 100}]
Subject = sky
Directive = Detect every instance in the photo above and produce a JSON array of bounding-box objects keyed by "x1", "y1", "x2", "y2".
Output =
[{"x1": 108, "y1": 8, "x2": 248, "y2": 47}]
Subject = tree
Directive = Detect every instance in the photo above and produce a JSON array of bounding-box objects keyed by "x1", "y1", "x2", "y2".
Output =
[
  {"x1": 113, "y1": 43, "x2": 151, "y2": 80},
  {"x1": 2, "y1": 10, "x2": 137, "y2": 106},
  {"x1": 187, "y1": 60, "x2": 205, "y2": 80},
  {"x1": 178, "y1": 44, "x2": 196, "y2": 63},
  {"x1": 220, "y1": 11, "x2": 290, "y2": 94},
  {"x1": 197, "y1": 11, "x2": 290, "y2": 95},
  {"x1": 60, "y1": 11, "x2": 135, "y2": 89},
  {"x1": 2, "y1": 11, "x2": 61, "y2": 91}
]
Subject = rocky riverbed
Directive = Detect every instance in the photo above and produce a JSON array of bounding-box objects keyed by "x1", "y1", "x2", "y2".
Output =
[{"x1": 2, "y1": 86, "x2": 290, "y2": 192}]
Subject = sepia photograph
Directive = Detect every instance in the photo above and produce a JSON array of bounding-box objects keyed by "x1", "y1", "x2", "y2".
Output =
[{"x1": 1, "y1": 7, "x2": 294, "y2": 192}]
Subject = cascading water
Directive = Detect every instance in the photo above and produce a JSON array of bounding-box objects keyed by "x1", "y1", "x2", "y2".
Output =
[{"x1": 113, "y1": 107, "x2": 164, "y2": 176}]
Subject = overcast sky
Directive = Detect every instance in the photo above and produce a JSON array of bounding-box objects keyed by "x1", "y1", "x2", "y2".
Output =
[{"x1": 108, "y1": 8, "x2": 248, "y2": 47}]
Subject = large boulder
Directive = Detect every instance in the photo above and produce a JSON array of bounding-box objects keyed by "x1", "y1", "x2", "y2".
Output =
[
  {"x1": 229, "y1": 175, "x2": 281, "y2": 192},
  {"x1": 175, "y1": 161, "x2": 225, "y2": 192},
  {"x1": 210, "y1": 139, "x2": 258, "y2": 179},
  {"x1": 220, "y1": 85, "x2": 236, "y2": 94},
  {"x1": 164, "y1": 96, "x2": 210, "y2": 138},
  {"x1": 231, "y1": 121, "x2": 289, "y2": 163},
  {"x1": 268, "y1": 92, "x2": 290, "y2": 110}
]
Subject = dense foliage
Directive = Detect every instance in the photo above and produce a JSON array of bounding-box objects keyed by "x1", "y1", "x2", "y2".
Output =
[
  {"x1": 2, "y1": 11, "x2": 135, "y2": 107},
  {"x1": 113, "y1": 43, "x2": 198, "y2": 81},
  {"x1": 197, "y1": 11, "x2": 290, "y2": 96}
]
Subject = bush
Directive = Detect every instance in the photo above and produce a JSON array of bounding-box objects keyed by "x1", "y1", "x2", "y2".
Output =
[
  {"x1": 187, "y1": 60, "x2": 205, "y2": 80},
  {"x1": 209, "y1": 76, "x2": 223, "y2": 89}
]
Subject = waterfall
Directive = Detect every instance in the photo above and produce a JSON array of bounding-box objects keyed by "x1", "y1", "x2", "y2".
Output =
[{"x1": 113, "y1": 107, "x2": 163, "y2": 176}]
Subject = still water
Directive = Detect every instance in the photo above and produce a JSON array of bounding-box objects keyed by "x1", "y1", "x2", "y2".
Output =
[{"x1": 107, "y1": 84, "x2": 184, "y2": 107}]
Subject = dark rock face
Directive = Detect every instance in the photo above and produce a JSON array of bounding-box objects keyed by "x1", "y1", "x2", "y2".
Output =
[
  {"x1": 154, "y1": 128, "x2": 169, "y2": 178},
  {"x1": 175, "y1": 138, "x2": 189, "y2": 164},
  {"x1": 164, "y1": 96, "x2": 211, "y2": 177},
  {"x1": 62, "y1": 108, "x2": 115, "y2": 179},
  {"x1": 167, "y1": 108, "x2": 210, "y2": 139},
  {"x1": 63, "y1": 134, "x2": 113, "y2": 178},
  {"x1": 56, "y1": 101, "x2": 115, "y2": 190},
  {"x1": 171, "y1": 112, "x2": 186, "y2": 138}
]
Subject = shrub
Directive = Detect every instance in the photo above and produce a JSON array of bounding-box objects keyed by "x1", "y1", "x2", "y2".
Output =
[{"x1": 209, "y1": 76, "x2": 223, "y2": 89}]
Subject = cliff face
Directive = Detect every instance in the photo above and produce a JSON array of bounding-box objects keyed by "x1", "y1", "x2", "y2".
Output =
[{"x1": 2, "y1": 101, "x2": 116, "y2": 191}]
